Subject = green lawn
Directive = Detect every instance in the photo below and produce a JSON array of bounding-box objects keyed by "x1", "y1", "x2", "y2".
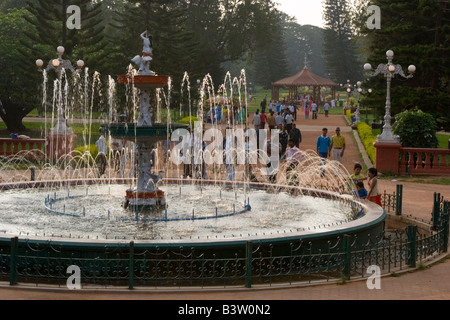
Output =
[{"x1": 437, "y1": 134, "x2": 449, "y2": 149}]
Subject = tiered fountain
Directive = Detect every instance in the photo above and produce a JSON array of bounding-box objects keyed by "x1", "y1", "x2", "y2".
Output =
[
  {"x1": 102, "y1": 31, "x2": 187, "y2": 210},
  {"x1": 0, "y1": 32, "x2": 386, "y2": 287}
]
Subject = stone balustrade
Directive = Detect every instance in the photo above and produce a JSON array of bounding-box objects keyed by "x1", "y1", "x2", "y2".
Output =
[
  {"x1": 399, "y1": 147, "x2": 450, "y2": 175},
  {"x1": 0, "y1": 138, "x2": 46, "y2": 160}
]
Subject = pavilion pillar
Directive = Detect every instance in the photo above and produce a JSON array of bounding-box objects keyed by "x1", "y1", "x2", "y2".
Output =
[{"x1": 272, "y1": 86, "x2": 280, "y2": 101}]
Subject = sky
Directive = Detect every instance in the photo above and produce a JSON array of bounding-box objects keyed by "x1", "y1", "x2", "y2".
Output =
[{"x1": 275, "y1": 0, "x2": 326, "y2": 27}]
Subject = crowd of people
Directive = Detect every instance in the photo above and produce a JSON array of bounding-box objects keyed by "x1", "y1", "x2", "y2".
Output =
[{"x1": 97, "y1": 93, "x2": 383, "y2": 208}]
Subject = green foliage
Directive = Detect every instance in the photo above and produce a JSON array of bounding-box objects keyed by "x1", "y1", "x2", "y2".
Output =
[
  {"x1": 282, "y1": 21, "x2": 326, "y2": 77},
  {"x1": 359, "y1": 0, "x2": 450, "y2": 130},
  {"x1": 392, "y1": 109, "x2": 439, "y2": 148},
  {"x1": 322, "y1": 0, "x2": 362, "y2": 83},
  {"x1": 73, "y1": 144, "x2": 98, "y2": 167},
  {"x1": 178, "y1": 116, "x2": 199, "y2": 126},
  {"x1": 357, "y1": 122, "x2": 376, "y2": 164}
]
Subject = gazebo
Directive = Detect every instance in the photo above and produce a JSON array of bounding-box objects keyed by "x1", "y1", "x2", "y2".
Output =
[{"x1": 271, "y1": 67, "x2": 338, "y2": 103}]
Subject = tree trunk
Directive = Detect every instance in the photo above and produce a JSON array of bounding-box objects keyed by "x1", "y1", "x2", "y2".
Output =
[{"x1": 0, "y1": 99, "x2": 31, "y2": 133}]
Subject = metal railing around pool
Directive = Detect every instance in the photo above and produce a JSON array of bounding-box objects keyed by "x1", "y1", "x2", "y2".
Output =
[{"x1": 0, "y1": 198, "x2": 447, "y2": 289}]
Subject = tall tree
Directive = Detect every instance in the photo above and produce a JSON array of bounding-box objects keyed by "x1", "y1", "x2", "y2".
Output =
[
  {"x1": 322, "y1": 0, "x2": 361, "y2": 83},
  {"x1": 252, "y1": 10, "x2": 289, "y2": 89},
  {"x1": 283, "y1": 18, "x2": 326, "y2": 77},
  {"x1": 22, "y1": 0, "x2": 110, "y2": 75},
  {"x1": 358, "y1": 0, "x2": 450, "y2": 130},
  {"x1": 0, "y1": 8, "x2": 39, "y2": 132}
]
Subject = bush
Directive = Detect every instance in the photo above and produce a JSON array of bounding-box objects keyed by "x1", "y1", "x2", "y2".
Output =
[
  {"x1": 357, "y1": 122, "x2": 376, "y2": 164},
  {"x1": 392, "y1": 109, "x2": 439, "y2": 148},
  {"x1": 72, "y1": 144, "x2": 99, "y2": 167},
  {"x1": 178, "y1": 116, "x2": 199, "y2": 126}
]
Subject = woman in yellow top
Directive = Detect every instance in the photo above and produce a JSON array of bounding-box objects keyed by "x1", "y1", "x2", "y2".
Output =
[{"x1": 330, "y1": 127, "x2": 346, "y2": 163}]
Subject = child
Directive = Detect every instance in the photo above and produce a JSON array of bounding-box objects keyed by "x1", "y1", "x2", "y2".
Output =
[
  {"x1": 350, "y1": 163, "x2": 366, "y2": 184},
  {"x1": 367, "y1": 168, "x2": 382, "y2": 206},
  {"x1": 355, "y1": 181, "x2": 368, "y2": 199}
]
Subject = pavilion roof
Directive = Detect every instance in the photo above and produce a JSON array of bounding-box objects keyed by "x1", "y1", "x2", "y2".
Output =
[{"x1": 272, "y1": 67, "x2": 338, "y2": 87}]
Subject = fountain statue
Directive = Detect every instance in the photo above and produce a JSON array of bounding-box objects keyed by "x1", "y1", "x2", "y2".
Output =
[{"x1": 102, "y1": 32, "x2": 187, "y2": 210}]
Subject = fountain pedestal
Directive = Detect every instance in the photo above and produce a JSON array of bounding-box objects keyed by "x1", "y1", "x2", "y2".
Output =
[{"x1": 103, "y1": 75, "x2": 187, "y2": 211}]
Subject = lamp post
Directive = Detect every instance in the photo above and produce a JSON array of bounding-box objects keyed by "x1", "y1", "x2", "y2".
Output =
[
  {"x1": 36, "y1": 46, "x2": 84, "y2": 135},
  {"x1": 36, "y1": 46, "x2": 84, "y2": 161},
  {"x1": 364, "y1": 50, "x2": 416, "y2": 143},
  {"x1": 365, "y1": 88, "x2": 373, "y2": 124}
]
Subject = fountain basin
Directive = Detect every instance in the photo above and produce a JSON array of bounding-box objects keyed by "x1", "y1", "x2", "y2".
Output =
[{"x1": 0, "y1": 178, "x2": 385, "y2": 286}]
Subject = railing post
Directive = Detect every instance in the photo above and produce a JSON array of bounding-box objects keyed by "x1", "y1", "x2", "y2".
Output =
[
  {"x1": 432, "y1": 193, "x2": 441, "y2": 230},
  {"x1": 30, "y1": 167, "x2": 35, "y2": 182},
  {"x1": 129, "y1": 241, "x2": 134, "y2": 290},
  {"x1": 9, "y1": 236, "x2": 18, "y2": 285},
  {"x1": 343, "y1": 235, "x2": 351, "y2": 280},
  {"x1": 395, "y1": 184, "x2": 403, "y2": 215},
  {"x1": 245, "y1": 240, "x2": 252, "y2": 288},
  {"x1": 442, "y1": 201, "x2": 449, "y2": 252},
  {"x1": 406, "y1": 226, "x2": 417, "y2": 267}
]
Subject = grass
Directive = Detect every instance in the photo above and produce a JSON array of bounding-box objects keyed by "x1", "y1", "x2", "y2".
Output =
[{"x1": 437, "y1": 134, "x2": 449, "y2": 149}]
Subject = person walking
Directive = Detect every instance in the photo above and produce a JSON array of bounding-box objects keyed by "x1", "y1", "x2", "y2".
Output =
[
  {"x1": 330, "y1": 127, "x2": 346, "y2": 164},
  {"x1": 260, "y1": 111, "x2": 267, "y2": 129},
  {"x1": 279, "y1": 126, "x2": 289, "y2": 161},
  {"x1": 253, "y1": 110, "x2": 261, "y2": 131},
  {"x1": 311, "y1": 100, "x2": 318, "y2": 120},
  {"x1": 304, "y1": 100, "x2": 310, "y2": 119},
  {"x1": 275, "y1": 112, "x2": 283, "y2": 129},
  {"x1": 316, "y1": 128, "x2": 331, "y2": 159},
  {"x1": 289, "y1": 123, "x2": 302, "y2": 148},
  {"x1": 267, "y1": 111, "x2": 276, "y2": 131},
  {"x1": 285, "y1": 139, "x2": 305, "y2": 186},
  {"x1": 284, "y1": 112, "x2": 294, "y2": 133},
  {"x1": 324, "y1": 101, "x2": 330, "y2": 117}
]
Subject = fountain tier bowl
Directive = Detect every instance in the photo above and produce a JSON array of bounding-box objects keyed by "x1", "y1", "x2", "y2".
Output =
[
  {"x1": 101, "y1": 123, "x2": 188, "y2": 145},
  {"x1": 117, "y1": 75, "x2": 170, "y2": 89}
]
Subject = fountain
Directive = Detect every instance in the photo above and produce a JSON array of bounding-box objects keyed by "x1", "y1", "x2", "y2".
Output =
[
  {"x1": 0, "y1": 32, "x2": 386, "y2": 287},
  {"x1": 102, "y1": 31, "x2": 188, "y2": 210}
]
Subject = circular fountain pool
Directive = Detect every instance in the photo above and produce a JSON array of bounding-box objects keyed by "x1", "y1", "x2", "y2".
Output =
[{"x1": 0, "y1": 179, "x2": 384, "y2": 243}]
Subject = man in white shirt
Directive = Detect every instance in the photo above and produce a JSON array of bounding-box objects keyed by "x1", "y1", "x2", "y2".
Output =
[
  {"x1": 324, "y1": 102, "x2": 330, "y2": 117},
  {"x1": 275, "y1": 112, "x2": 283, "y2": 129},
  {"x1": 253, "y1": 110, "x2": 261, "y2": 131},
  {"x1": 311, "y1": 101, "x2": 318, "y2": 120},
  {"x1": 285, "y1": 113, "x2": 293, "y2": 132}
]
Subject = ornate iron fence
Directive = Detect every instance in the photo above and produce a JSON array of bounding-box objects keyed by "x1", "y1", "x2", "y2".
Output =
[{"x1": 0, "y1": 199, "x2": 448, "y2": 289}]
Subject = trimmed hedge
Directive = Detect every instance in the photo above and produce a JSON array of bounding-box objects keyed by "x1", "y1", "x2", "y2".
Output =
[{"x1": 357, "y1": 122, "x2": 376, "y2": 164}]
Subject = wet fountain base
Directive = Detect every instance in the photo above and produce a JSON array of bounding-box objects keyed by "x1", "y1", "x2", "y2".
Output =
[{"x1": 124, "y1": 188, "x2": 166, "y2": 210}]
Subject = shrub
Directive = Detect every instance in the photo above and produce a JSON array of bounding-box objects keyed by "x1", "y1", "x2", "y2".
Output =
[
  {"x1": 392, "y1": 109, "x2": 439, "y2": 148},
  {"x1": 357, "y1": 122, "x2": 376, "y2": 164},
  {"x1": 72, "y1": 144, "x2": 99, "y2": 167},
  {"x1": 178, "y1": 116, "x2": 199, "y2": 126}
]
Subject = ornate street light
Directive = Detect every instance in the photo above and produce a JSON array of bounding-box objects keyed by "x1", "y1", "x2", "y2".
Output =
[
  {"x1": 364, "y1": 50, "x2": 416, "y2": 143},
  {"x1": 36, "y1": 46, "x2": 84, "y2": 135},
  {"x1": 36, "y1": 46, "x2": 84, "y2": 76}
]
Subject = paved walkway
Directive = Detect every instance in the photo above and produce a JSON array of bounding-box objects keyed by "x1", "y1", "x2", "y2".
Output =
[{"x1": 1, "y1": 113, "x2": 449, "y2": 300}]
